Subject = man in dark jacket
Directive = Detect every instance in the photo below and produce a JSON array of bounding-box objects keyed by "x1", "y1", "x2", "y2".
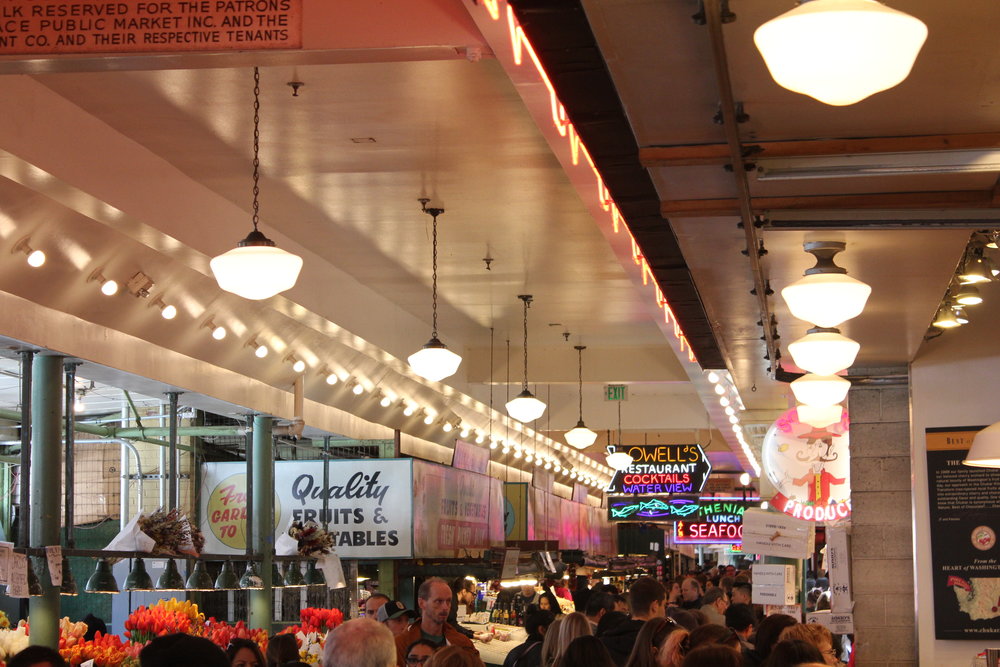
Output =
[
  {"x1": 598, "y1": 577, "x2": 666, "y2": 667},
  {"x1": 503, "y1": 608, "x2": 554, "y2": 667}
]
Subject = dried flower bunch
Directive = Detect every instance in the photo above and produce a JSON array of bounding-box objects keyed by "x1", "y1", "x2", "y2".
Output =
[
  {"x1": 287, "y1": 520, "x2": 334, "y2": 557},
  {"x1": 138, "y1": 508, "x2": 205, "y2": 556}
]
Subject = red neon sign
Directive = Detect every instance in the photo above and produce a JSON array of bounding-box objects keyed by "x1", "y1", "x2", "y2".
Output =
[
  {"x1": 472, "y1": 0, "x2": 697, "y2": 364},
  {"x1": 676, "y1": 521, "x2": 743, "y2": 544}
]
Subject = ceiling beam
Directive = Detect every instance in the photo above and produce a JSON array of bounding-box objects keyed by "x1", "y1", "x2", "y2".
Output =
[
  {"x1": 662, "y1": 190, "x2": 995, "y2": 217},
  {"x1": 640, "y1": 132, "x2": 1000, "y2": 167}
]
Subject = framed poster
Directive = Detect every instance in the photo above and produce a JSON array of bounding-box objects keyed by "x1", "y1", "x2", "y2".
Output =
[{"x1": 926, "y1": 427, "x2": 1000, "y2": 639}]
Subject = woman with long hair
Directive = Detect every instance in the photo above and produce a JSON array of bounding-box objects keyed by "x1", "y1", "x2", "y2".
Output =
[
  {"x1": 265, "y1": 634, "x2": 298, "y2": 667},
  {"x1": 559, "y1": 636, "x2": 616, "y2": 667},
  {"x1": 764, "y1": 639, "x2": 825, "y2": 667},
  {"x1": 552, "y1": 612, "x2": 592, "y2": 667},
  {"x1": 680, "y1": 645, "x2": 742, "y2": 667},
  {"x1": 623, "y1": 617, "x2": 677, "y2": 667},
  {"x1": 540, "y1": 616, "x2": 564, "y2": 667}
]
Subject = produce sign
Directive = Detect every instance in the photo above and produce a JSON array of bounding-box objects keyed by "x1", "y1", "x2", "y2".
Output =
[
  {"x1": 607, "y1": 496, "x2": 756, "y2": 522},
  {"x1": 606, "y1": 444, "x2": 711, "y2": 495},
  {"x1": 201, "y1": 459, "x2": 413, "y2": 558}
]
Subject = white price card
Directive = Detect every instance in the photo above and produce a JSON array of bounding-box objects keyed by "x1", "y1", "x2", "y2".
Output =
[
  {"x1": 45, "y1": 545, "x2": 62, "y2": 587},
  {"x1": 7, "y1": 552, "x2": 28, "y2": 598},
  {"x1": 0, "y1": 542, "x2": 13, "y2": 585}
]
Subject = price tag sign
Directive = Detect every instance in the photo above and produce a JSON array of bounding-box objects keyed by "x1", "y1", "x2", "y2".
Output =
[
  {"x1": 7, "y1": 553, "x2": 28, "y2": 598},
  {"x1": 45, "y1": 545, "x2": 62, "y2": 587},
  {"x1": 0, "y1": 542, "x2": 13, "y2": 585}
]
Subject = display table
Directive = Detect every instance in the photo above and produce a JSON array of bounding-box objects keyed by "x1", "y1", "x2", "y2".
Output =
[{"x1": 463, "y1": 622, "x2": 527, "y2": 667}]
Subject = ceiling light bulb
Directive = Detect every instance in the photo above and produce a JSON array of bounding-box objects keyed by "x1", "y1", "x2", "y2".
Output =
[
  {"x1": 380, "y1": 395, "x2": 393, "y2": 408},
  {"x1": 352, "y1": 383, "x2": 365, "y2": 396},
  {"x1": 100, "y1": 279, "x2": 119, "y2": 296},
  {"x1": 719, "y1": 397, "x2": 730, "y2": 407},
  {"x1": 442, "y1": 421, "x2": 454, "y2": 433},
  {"x1": 753, "y1": 0, "x2": 927, "y2": 106},
  {"x1": 534, "y1": 457, "x2": 541, "y2": 467},
  {"x1": 255, "y1": 344, "x2": 268, "y2": 358},
  {"x1": 475, "y1": 432, "x2": 485, "y2": 444},
  {"x1": 707, "y1": 371, "x2": 720, "y2": 383},
  {"x1": 459, "y1": 426, "x2": 470, "y2": 438},
  {"x1": 502, "y1": 445, "x2": 510, "y2": 455},
  {"x1": 402, "y1": 403, "x2": 415, "y2": 416},
  {"x1": 952, "y1": 307, "x2": 969, "y2": 325},
  {"x1": 513, "y1": 448, "x2": 522, "y2": 459},
  {"x1": 326, "y1": 372, "x2": 339, "y2": 386},
  {"x1": 714, "y1": 384, "x2": 726, "y2": 396},
  {"x1": 489, "y1": 439, "x2": 498, "y2": 450},
  {"x1": 423, "y1": 412, "x2": 434, "y2": 424},
  {"x1": 525, "y1": 453, "x2": 534, "y2": 463},
  {"x1": 408, "y1": 341, "x2": 463, "y2": 382},
  {"x1": 724, "y1": 406, "x2": 736, "y2": 417},
  {"x1": 790, "y1": 373, "x2": 851, "y2": 407},
  {"x1": 739, "y1": 472, "x2": 751, "y2": 486},
  {"x1": 212, "y1": 326, "x2": 227, "y2": 340},
  {"x1": 732, "y1": 424, "x2": 743, "y2": 433},
  {"x1": 729, "y1": 415, "x2": 739, "y2": 425},
  {"x1": 797, "y1": 404, "x2": 844, "y2": 428},
  {"x1": 932, "y1": 308, "x2": 961, "y2": 329},
  {"x1": 543, "y1": 460, "x2": 551, "y2": 470},
  {"x1": 955, "y1": 285, "x2": 984, "y2": 306},
  {"x1": 26, "y1": 249, "x2": 46, "y2": 267},
  {"x1": 787, "y1": 328, "x2": 861, "y2": 375},
  {"x1": 292, "y1": 359, "x2": 306, "y2": 373},
  {"x1": 782, "y1": 273, "x2": 871, "y2": 327}
]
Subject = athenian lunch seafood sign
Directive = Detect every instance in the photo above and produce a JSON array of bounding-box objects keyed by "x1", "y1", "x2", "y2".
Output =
[{"x1": 200, "y1": 459, "x2": 413, "y2": 559}]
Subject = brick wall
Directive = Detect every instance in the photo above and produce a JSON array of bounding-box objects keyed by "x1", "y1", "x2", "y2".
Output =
[{"x1": 847, "y1": 377, "x2": 915, "y2": 667}]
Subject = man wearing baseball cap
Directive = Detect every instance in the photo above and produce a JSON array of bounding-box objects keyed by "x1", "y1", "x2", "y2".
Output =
[{"x1": 376, "y1": 599, "x2": 415, "y2": 636}]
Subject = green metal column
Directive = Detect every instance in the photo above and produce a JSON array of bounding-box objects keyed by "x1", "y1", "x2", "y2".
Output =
[
  {"x1": 29, "y1": 354, "x2": 63, "y2": 648},
  {"x1": 249, "y1": 415, "x2": 273, "y2": 630}
]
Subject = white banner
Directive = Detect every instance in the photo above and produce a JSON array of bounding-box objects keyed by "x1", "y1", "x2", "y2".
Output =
[{"x1": 200, "y1": 459, "x2": 413, "y2": 559}]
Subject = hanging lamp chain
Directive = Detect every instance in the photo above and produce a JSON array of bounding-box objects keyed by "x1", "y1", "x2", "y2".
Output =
[
  {"x1": 519, "y1": 295, "x2": 533, "y2": 391},
  {"x1": 575, "y1": 345, "x2": 586, "y2": 422},
  {"x1": 431, "y1": 210, "x2": 439, "y2": 337},
  {"x1": 251, "y1": 67, "x2": 261, "y2": 233}
]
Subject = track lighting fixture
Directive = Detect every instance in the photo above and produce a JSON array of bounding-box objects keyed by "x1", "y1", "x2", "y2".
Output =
[
  {"x1": 475, "y1": 432, "x2": 485, "y2": 444},
  {"x1": 423, "y1": 410, "x2": 435, "y2": 425},
  {"x1": 932, "y1": 308, "x2": 961, "y2": 329},
  {"x1": 89, "y1": 269, "x2": 119, "y2": 296},
  {"x1": 150, "y1": 296, "x2": 177, "y2": 320},
  {"x1": 955, "y1": 284, "x2": 983, "y2": 306},
  {"x1": 324, "y1": 369, "x2": 339, "y2": 385},
  {"x1": 408, "y1": 199, "x2": 462, "y2": 382},
  {"x1": 351, "y1": 381, "x2": 365, "y2": 396},
  {"x1": 459, "y1": 425, "x2": 471, "y2": 438},
  {"x1": 403, "y1": 403, "x2": 416, "y2": 417},
  {"x1": 12, "y1": 237, "x2": 45, "y2": 267},
  {"x1": 506, "y1": 295, "x2": 546, "y2": 422},
  {"x1": 247, "y1": 337, "x2": 268, "y2": 358},
  {"x1": 210, "y1": 67, "x2": 302, "y2": 300},
  {"x1": 378, "y1": 392, "x2": 393, "y2": 408},
  {"x1": 959, "y1": 251, "x2": 993, "y2": 285}
]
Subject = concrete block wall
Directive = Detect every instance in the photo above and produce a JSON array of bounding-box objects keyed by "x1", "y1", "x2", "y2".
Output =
[{"x1": 847, "y1": 376, "x2": 916, "y2": 667}]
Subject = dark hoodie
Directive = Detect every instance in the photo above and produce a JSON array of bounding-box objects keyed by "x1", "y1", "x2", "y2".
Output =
[{"x1": 598, "y1": 618, "x2": 645, "y2": 667}]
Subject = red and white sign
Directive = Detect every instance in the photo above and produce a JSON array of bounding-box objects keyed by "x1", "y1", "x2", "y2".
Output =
[{"x1": 762, "y1": 408, "x2": 851, "y2": 523}]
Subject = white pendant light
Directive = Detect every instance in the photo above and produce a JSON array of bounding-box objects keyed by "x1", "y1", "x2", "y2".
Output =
[
  {"x1": 408, "y1": 201, "x2": 462, "y2": 382},
  {"x1": 787, "y1": 327, "x2": 860, "y2": 375},
  {"x1": 781, "y1": 241, "x2": 871, "y2": 327},
  {"x1": 790, "y1": 373, "x2": 850, "y2": 408},
  {"x1": 797, "y1": 404, "x2": 843, "y2": 428},
  {"x1": 754, "y1": 0, "x2": 927, "y2": 106},
  {"x1": 964, "y1": 422, "x2": 1000, "y2": 467},
  {"x1": 506, "y1": 295, "x2": 546, "y2": 423},
  {"x1": 564, "y1": 345, "x2": 597, "y2": 449},
  {"x1": 606, "y1": 450, "x2": 634, "y2": 471},
  {"x1": 211, "y1": 67, "x2": 303, "y2": 300}
]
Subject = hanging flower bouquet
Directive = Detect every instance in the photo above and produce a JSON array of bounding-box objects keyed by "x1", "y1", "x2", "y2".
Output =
[
  {"x1": 287, "y1": 521, "x2": 335, "y2": 557},
  {"x1": 137, "y1": 508, "x2": 206, "y2": 557}
]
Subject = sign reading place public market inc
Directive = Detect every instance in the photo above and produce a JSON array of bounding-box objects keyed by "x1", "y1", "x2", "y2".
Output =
[
  {"x1": 200, "y1": 459, "x2": 413, "y2": 559},
  {"x1": 606, "y1": 444, "x2": 712, "y2": 495}
]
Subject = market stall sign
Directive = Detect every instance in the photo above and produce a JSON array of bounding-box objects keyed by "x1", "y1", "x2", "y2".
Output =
[
  {"x1": 0, "y1": 0, "x2": 302, "y2": 55},
  {"x1": 200, "y1": 459, "x2": 413, "y2": 559},
  {"x1": 607, "y1": 496, "x2": 756, "y2": 522},
  {"x1": 675, "y1": 521, "x2": 742, "y2": 544},
  {"x1": 606, "y1": 444, "x2": 711, "y2": 495}
]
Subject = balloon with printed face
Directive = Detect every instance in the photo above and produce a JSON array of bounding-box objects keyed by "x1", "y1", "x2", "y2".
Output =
[{"x1": 762, "y1": 407, "x2": 852, "y2": 523}]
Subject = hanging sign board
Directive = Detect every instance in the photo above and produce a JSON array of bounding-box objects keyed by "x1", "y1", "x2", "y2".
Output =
[
  {"x1": 608, "y1": 496, "x2": 756, "y2": 522},
  {"x1": 411, "y1": 460, "x2": 504, "y2": 557},
  {"x1": 606, "y1": 444, "x2": 711, "y2": 495},
  {"x1": 741, "y1": 507, "x2": 814, "y2": 558},
  {"x1": 763, "y1": 408, "x2": 852, "y2": 523},
  {"x1": 0, "y1": 0, "x2": 302, "y2": 56},
  {"x1": 200, "y1": 459, "x2": 413, "y2": 559}
]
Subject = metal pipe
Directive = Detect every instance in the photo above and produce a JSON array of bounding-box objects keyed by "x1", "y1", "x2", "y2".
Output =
[
  {"x1": 63, "y1": 362, "x2": 79, "y2": 548},
  {"x1": 322, "y1": 436, "x2": 330, "y2": 531},
  {"x1": 120, "y1": 438, "x2": 129, "y2": 531},
  {"x1": 17, "y1": 351, "x2": 32, "y2": 549},
  {"x1": 0, "y1": 406, "x2": 180, "y2": 450},
  {"x1": 29, "y1": 354, "x2": 62, "y2": 648},
  {"x1": 704, "y1": 0, "x2": 779, "y2": 374},
  {"x1": 249, "y1": 414, "x2": 273, "y2": 630},
  {"x1": 166, "y1": 392, "x2": 180, "y2": 511}
]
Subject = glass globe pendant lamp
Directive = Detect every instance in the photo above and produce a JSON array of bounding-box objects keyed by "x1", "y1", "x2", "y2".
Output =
[
  {"x1": 564, "y1": 345, "x2": 597, "y2": 449},
  {"x1": 407, "y1": 200, "x2": 462, "y2": 381},
  {"x1": 506, "y1": 295, "x2": 546, "y2": 423},
  {"x1": 787, "y1": 327, "x2": 860, "y2": 375},
  {"x1": 210, "y1": 67, "x2": 302, "y2": 300},
  {"x1": 754, "y1": 0, "x2": 927, "y2": 106},
  {"x1": 781, "y1": 241, "x2": 871, "y2": 328},
  {"x1": 790, "y1": 373, "x2": 851, "y2": 408}
]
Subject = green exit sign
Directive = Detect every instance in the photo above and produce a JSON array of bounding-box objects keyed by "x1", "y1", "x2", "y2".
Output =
[{"x1": 605, "y1": 384, "x2": 628, "y2": 401}]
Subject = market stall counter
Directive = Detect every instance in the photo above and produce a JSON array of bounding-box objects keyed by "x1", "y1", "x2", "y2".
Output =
[{"x1": 464, "y1": 622, "x2": 527, "y2": 667}]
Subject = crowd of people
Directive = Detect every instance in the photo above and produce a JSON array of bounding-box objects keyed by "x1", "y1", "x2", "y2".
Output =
[{"x1": 0, "y1": 566, "x2": 847, "y2": 667}]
